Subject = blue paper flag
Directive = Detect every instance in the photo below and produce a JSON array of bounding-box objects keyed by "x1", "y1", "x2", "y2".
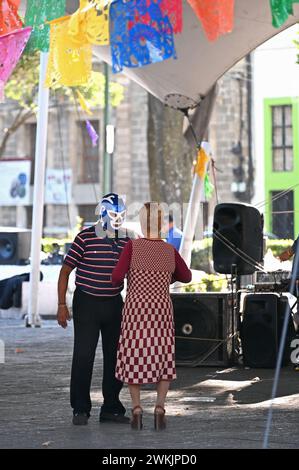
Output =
[{"x1": 110, "y1": 0, "x2": 176, "y2": 74}]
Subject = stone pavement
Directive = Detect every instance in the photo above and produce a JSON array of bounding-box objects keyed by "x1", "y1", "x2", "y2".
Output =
[{"x1": 0, "y1": 318, "x2": 298, "y2": 449}]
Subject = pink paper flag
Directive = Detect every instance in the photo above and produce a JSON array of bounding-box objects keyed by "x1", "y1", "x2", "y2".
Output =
[{"x1": 0, "y1": 27, "x2": 32, "y2": 98}]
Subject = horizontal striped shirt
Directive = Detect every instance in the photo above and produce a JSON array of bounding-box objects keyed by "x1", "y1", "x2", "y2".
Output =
[{"x1": 64, "y1": 225, "x2": 130, "y2": 297}]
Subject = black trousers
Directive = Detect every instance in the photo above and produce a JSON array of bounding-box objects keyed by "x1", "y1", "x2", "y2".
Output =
[{"x1": 70, "y1": 288, "x2": 125, "y2": 416}]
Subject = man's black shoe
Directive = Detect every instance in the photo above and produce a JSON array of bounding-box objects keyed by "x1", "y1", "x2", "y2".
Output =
[
  {"x1": 72, "y1": 412, "x2": 89, "y2": 425},
  {"x1": 99, "y1": 412, "x2": 130, "y2": 424}
]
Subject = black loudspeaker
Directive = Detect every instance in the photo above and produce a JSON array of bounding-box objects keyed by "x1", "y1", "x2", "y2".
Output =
[
  {"x1": 212, "y1": 203, "x2": 263, "y2": 274},
  {"x1": 241, "y1": 293, "x2": 296, "y2": 368},
  {"x1": 171, "y1": 292, "x2": 235, "y2": 366},
  {"x1": 0, "y1": 229, "x2": 31, "y2": 265}
]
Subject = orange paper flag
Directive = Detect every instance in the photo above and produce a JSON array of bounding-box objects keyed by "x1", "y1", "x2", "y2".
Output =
[
  {"x1": 187, "y1": 0, "x2": 234, "y2": 42},
  {"x1": 194, "y1": 147, "x2": 210, "y2": 180},
  {"x1": 0, "y1": 0, "x2": 23, "y2": 36}
]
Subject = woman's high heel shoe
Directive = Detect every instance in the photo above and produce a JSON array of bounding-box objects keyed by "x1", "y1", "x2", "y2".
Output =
[
  {"x1": 154, "y1": 406, "x2": 166, "y2": 431},
  {"x1": 131, "y1": 406, "x2": 143, "y2": 430}
]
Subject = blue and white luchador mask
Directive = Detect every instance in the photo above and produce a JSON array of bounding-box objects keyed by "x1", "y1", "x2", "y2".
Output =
[{"x1": 95, "y1": 193, "x2": 126, "y2": 232}]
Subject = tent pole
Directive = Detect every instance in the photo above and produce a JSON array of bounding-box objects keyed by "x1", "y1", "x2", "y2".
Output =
[
  {"x1": 179, "y1": 142, "x2": 211, "y2": 267},
  {"x1": 27, "y1": 52, "x2": 50, "y2": 327},
  {"x1": 103, "y1": 62, "x2": 111, "y2": 194}
]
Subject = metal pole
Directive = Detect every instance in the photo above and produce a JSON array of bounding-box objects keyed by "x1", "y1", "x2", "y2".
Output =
[
  {"x1": 179, "y1": 141, "x2": 211, "y2": 267},
  {"x1": 27, "y1": 52, "x2": 50, "y2": 327},
  {"x1": 103, "y1": 62, "x2": 111, "y2": 195}
]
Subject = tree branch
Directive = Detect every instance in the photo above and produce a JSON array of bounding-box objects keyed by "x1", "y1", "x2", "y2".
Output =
[{"x1": 0, "y1": 109, "x2": 35, "y2": 158}]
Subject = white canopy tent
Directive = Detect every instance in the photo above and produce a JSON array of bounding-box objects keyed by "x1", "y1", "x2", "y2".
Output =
[{"x1": 94, "y1": 0, "x2": 299, "y2": 107}]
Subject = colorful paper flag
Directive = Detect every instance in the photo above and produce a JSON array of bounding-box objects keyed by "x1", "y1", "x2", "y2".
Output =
[
  {"x1": 110, "y1": 0, "x2": 176, "y2": 74},
  {"x1": 187, "y1": 0, "x2": 235, "y2": 42},
  {"x1": 76, "y1": 90, "x2": 93, "y2": 115},
  {"x1": 204, "y1": 173, "x2": 214, "y2": 200},
  {"x1": 68, "y1": 0, "x2": 111, "y2": 45},
  {"x1": 45, "y1": 16, "x2": 92, "y2": 88},
  {"x1": 86, "y1": 120, "x2": 99, "y2": 147},
  {"x1": 0, "y1": 0, "x2": 23, "y2": 36},
  {"x1": 194, "y1": 147, "x2": 210, "y2": 179},
  {"x1": 24, "y1": 0, "x2": 65, "y2": 52},
  {"x1": 270, "y1": 0, "x2": 299, "y2": 28},
  {"x1": 0, "y1": 27, "x2": 32, "y2": 98},
  {"x1": 160, "y1": 0, "x2": 183, "y2": 34}
]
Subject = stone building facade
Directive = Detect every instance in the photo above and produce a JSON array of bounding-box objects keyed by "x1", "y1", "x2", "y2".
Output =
[
  {"x1": 0, "y1": 57, "x2": 252, "y2": 236},
  {"x1": 209, "y1": 57, "x2": 253, "y2": 210}
]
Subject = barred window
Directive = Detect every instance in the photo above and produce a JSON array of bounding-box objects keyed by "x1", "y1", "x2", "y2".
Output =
[
  {"x1": 271, "y1": 105, "x2": 293, "y2": 172},
  {"x1": 271, "y1": 190, "x2": 294, "y2": 239}
]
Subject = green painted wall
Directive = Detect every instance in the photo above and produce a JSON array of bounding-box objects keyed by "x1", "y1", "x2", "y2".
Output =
[{"x1": 264, "y1": 97, "x2": 299, "y2": 237}]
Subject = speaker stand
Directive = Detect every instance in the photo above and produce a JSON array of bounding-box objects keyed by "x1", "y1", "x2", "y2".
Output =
[{"x1": 230, "y1": 264, "x2": 241, "y2": 363}]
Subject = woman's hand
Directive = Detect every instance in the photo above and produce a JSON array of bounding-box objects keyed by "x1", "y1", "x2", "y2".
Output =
[{"x1": 278, "y1": 249, "x2": 293, "y2": 262}]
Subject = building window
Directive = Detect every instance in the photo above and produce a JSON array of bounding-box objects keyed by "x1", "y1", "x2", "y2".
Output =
[
  {"x1": 77, "y1": 120, "x2": 100, "y2": 184},
  {"x1": 271, "y1": 105, "x2": 293, "y2": 171},
  {"x1": 271, "y1": 190, "x2": 294, "y2": 239}
]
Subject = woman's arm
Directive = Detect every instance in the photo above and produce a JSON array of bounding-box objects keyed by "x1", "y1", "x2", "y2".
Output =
[
  {"x1": 278, "y1": 237, "x2": 297, "y2": 261},
  {"x1": 112, "y1": 240, "x2": 133, "y2": 286},
  {"x1": 172, "y1": 249, "x2": 192, "y2": 283},
  {"x1": 278, "y1": 247, "x2": 293, "y2": 261}
]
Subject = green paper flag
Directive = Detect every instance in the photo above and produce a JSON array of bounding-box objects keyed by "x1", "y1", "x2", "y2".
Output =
[
  {"x1": 270, "y1": 0, "x2": 299, "y2": 28},
  {"x1": 25, "y1": 0, "x2": 66, "y2": 52},
  {"x1": 204, "y1": 174, "x2": 214, "y2": 200}
]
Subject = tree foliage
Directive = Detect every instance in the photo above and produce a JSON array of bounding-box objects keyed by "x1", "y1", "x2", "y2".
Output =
[
  {"x1": 1, "y1": 51, "x2": 124, "y2": 157},
  {"x1": 5, "y1": 53, "x2": 40, "y2": 111}
]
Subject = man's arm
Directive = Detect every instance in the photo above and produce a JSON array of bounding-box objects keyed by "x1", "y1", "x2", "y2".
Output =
[
  {"x1": 112, "y1": 240, "x2": 132, "y2": 286},
  {"x1": 57, "y1": 264, "x2": 74, "y2": 328}
]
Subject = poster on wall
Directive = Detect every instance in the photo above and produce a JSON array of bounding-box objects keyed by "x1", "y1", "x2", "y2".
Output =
[
  {"x1": 0, "y1": 159, "x2": 31, "y2": 206},
  {"x1": 45, "y1": 168, "x2": 72, "y2": 204}
]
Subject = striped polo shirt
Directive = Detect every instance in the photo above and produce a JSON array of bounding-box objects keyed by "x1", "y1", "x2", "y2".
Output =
[{"x1": 64, "y1": 225, "x2": 130, "y2": 297}]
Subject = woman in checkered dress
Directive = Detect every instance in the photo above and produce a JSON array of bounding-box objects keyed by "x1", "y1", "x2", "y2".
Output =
[{"x1": 112, "y1": 203, "x2": 192, "y2": 429}]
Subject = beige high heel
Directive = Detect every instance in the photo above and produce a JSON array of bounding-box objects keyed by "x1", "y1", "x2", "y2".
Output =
[
  {"x1": 154, "y1": 405, "x2": 166, "y2": 431},
  {"x1": 131, "y1": 406, "x2": 143, "y2": 430}
]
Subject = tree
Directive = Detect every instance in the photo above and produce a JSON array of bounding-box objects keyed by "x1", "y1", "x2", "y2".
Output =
[
  {"x1": 1, "y1": 51, "x2": 124, "y2": 158},
  {"x1": 147, "y1": 94, "x2": 195, "y2": 205}
]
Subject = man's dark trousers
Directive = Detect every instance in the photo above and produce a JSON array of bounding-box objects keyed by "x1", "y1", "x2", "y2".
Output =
[{"x1": 70, "y1": 288, "x2": 125, "y2": 416}]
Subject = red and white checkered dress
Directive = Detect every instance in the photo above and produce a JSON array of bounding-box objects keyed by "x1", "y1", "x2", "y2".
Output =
[{"x1": 115, "y1": 239, "x2": 177, "y2": 385}]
